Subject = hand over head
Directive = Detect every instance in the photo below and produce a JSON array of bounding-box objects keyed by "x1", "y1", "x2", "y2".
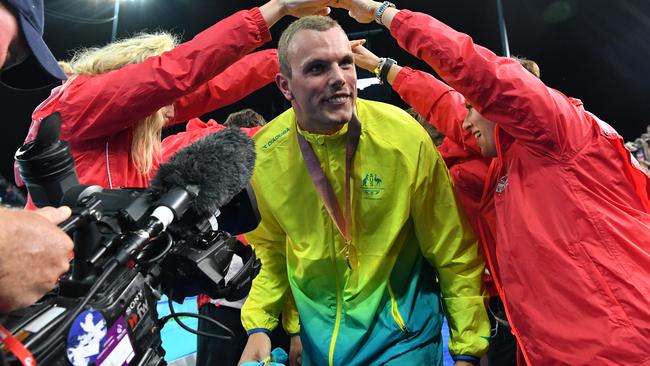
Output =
[
  {"x1": 332, "y1": 0, "x2": 379, "y2": 23},
  {"x1": 281, "y1": 0, "x2": 334, "y2": 17},
  {"x1": 261, "y1": 0, "x2": 336, "y2": 29},
  {"x1": 350, "y1": 40, "x2": 381, "y2": 72}
]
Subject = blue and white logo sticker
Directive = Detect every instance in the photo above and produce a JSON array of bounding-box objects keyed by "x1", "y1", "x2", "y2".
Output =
[{"x1": 66, "y1": 309, "x2": 107, "y2": 366}]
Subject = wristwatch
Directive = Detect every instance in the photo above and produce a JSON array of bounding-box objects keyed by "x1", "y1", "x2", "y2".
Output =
[{"x1": 374, "y1": 1, "x2": 396, "y2": 25}]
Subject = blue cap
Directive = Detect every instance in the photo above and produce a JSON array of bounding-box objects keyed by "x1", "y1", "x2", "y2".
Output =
[{"x1": 4, "y1": 0, "x2": 66, "y2": 81}]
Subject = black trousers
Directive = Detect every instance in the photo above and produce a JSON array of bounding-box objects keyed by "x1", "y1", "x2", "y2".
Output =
[
  {"x1": 487, "y1": 296, "x2": 517, "y2": 366},
  {"x1": 196, "y1": 305, "x2": 290, "y2": 366}
]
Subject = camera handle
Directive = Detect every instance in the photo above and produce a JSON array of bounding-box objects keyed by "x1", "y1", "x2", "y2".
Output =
[{"x1": 57, "y1": 196, "x2": 105, "y2": 297}]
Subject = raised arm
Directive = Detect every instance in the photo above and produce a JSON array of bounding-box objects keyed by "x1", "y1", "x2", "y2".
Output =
[
  {"x1": 351, "y1": 42, "x2": 480, "y2": 155},
  {"x1": 389, "y1": 10, "x2": 583, "y2": 152},
  {"x1": 61, "y1": 0, "x2": 335, "y2": 142},
  {"x1": 171, "y1": 49, "x2": 279, "y2": 124},
  {"x1": 61, "y1": 9, "x2": 272, "y2": 142},
  {"x1": 340, "y1": 0, "x2": 588, "y2": 154}
]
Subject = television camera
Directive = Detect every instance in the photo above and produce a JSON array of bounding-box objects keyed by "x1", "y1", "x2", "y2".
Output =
[{"x1": 0, "y1": 113, "x2": 261, "y2": 366}]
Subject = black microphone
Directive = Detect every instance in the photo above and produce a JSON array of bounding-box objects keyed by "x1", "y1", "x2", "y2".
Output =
[{"x1": 114, "y1": 127, "x2": 256, "y2": 264}]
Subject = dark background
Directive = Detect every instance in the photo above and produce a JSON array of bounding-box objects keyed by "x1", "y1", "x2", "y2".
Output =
[{"x1": 2, "y1": 0, "x2": 649, "y2": 183}]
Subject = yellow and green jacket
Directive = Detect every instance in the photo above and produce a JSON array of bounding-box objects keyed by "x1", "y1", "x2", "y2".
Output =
[{"x1": 242, "y1": 99, "x2": 489, "y2": 365}]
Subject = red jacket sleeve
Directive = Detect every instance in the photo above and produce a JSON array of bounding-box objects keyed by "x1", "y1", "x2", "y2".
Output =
[
  {"x1": 59, "y1": 8, "x2": 271, "y2": 143},
  {"x1": 390, "y1": 10, "x2": 591, "y2": 156},
  {"x1": 171, "y1": 49, "x2": 279, "y2": 124},
  {"x1": 160, "y1": 118, "x2": 260, "y2": 162},
  {"x1": 392, "y1": 66, "x2": 481, "y2": 155}
]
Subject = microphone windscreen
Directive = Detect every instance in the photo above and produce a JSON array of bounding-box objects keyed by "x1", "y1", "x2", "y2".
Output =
[{"x1": 151, "y1": 127, "x2": 256, "y2": 215}]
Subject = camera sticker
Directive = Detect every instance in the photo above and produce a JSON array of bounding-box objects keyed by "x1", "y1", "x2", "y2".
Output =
[
  {"x1": 66, "y1": 309, "x2": 107, "y2": 366},
  {"x1": 97, "y1": 316, "x2": 135, "y2": 366}
]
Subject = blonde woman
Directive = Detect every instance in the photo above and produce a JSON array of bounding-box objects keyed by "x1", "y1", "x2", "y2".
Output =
[{"x1": 17, "y1": 0, "x2": 335, "y2": 198}]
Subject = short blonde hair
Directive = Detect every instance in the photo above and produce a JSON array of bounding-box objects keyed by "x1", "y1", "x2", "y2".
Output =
[
  {"x1": 513, "y1": 56, "x2": 541, "y2": 79},
  {"x1": 278, "y1": 16, "x2": 341, "y2": 78},
  {"x1": 60, "y1": 32, "x2": 179, "y2": 174}
]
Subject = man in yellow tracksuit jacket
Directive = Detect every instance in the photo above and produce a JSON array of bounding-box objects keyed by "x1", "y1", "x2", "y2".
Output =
[{"x1": 239, "y1": 15, "x2": 489, "y2": 366}]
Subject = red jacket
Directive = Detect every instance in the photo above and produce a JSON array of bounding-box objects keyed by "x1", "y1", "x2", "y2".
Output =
[
  {"x1": 18, "y1": 8, "x2": 274, "y2": 192},
  {"x1": 391, "y1": 10, "x2": 650, "y2": 365},
  {"x1": 392, "y1": 67, "x2": 491, "y2": 246},
  {"x1": 392, "y1": 67, "x2": 498, "y2": 296},
  {"x1": 161, "y1": 119, "x2": 260, "y2": 162}
]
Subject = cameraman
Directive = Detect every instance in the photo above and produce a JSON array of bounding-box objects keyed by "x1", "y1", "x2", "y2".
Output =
[{"x1": 0, "y1": 0, "x2": 73, "y2": 314}]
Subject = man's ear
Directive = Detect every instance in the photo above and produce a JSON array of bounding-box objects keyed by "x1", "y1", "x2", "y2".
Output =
[{"x1": 275, "y1": 73, "x2": 294, "y2": 101}]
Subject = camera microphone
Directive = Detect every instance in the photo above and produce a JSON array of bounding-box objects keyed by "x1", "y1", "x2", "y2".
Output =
[
  {"x1": 115, "y1": 127, "x2": 256, "y2": 264},
  {"x1": 151, "y1": 126, "x2": 256, "y2": 215}
]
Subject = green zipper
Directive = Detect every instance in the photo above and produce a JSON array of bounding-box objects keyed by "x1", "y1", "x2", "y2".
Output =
[
  {"x1": 387, "y1": 283, "x2": 409, "y2": 334},
  {"x1": 328, "y1": 237, "x2": 344, "y2": 366}
]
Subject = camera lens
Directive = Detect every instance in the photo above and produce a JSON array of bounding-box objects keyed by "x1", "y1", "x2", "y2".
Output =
[
  {"x1": 15, "y1": 139, "x2": 77, "y2": 184},
  {"x1": 14, "y1": 113, "x2": 80, "y2": 207}
]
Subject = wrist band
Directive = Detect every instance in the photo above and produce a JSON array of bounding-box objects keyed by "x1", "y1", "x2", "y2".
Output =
[
  {"x1": 379, "y1": 57, "x2": 396, "y2": 84},
  {"x1": 374, "y1": 1, "x2": 395, "y2": 25},
  {"x1": 373, "y1": 57, "x2": 385, "y2": 81}
]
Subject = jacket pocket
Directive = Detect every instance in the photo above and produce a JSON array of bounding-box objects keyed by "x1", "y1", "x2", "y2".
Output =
[
  {"x1": 566, "y1": 241, "x2": 633, "y2": 328},
  {"x1": 387, "y1": 283, "x2": 409, "y2": 334}
]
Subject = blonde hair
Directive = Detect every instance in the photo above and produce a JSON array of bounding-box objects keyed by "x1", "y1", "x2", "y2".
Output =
[{"x1": 60, "y1": 32, "x2": 179, "y2": 174}]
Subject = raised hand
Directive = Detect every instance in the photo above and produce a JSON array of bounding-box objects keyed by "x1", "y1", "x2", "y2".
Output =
[
  {"x1": 261, "y1": 0, "x2": 335, "y2": 28},
  {"x1": 333, "y1": 0, "x2": 379, "y2": 24},
  {"x1": 350, "y1": 40, "x2": 381, "y2": 72},
  {"x1": 283, "y1": 0, "x2": 334, "y2": 17}
]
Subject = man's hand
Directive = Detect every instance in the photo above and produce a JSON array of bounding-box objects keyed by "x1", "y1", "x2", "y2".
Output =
[
  {"x1": 0, "y1": 206, "x2": 73, "y2": 313},
  {"x1": 238, "y1": 332, "x2": 272, "y2": 365},
  {"x1": 350, "y1": 40, "x2": 381, "y2": 72},
  {"x1": 288, "y1": 334, "x2": 303, "y2": 366},
  {"x1": 333, "y1": 0, "x2": 379, "y2": 24}
]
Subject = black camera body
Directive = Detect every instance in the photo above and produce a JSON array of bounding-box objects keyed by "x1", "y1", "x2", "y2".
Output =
[
  {"x1": 2, "y1": 113, "x2": 261, "y2": 365},
  {"x1": 3, "y1": 269, "x2": 164, "y2": 366}
]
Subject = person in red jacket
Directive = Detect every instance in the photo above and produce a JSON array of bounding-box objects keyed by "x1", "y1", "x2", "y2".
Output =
[
  {"x1": 352, "y1": 43, "x2": 524, "y2": 366},
  {"x1": 336, "y1": 1, "x2": 650, "y2": 365},
  {"x1": 16, "y1": 0, "x2": 335, "y2": 197},
  {"x1": 353, "y1": 43, "x2": 545, "y2": 366}
]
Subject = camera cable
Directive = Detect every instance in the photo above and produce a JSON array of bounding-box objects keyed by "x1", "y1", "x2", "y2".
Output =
[{"x1": 160, "y1": 289, "x2": 235, "y2": 340}]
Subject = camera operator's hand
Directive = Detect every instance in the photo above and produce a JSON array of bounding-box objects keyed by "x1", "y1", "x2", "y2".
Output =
[
  {"x1": 238, "y1": 332, "x2": 272, "y2": 365},
  {"x1": 289, "y1": 334, "x2": 303, "y2": 366},
  {"x1": 0, "y1": 206, "x2": 73, "y2": 313}
]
